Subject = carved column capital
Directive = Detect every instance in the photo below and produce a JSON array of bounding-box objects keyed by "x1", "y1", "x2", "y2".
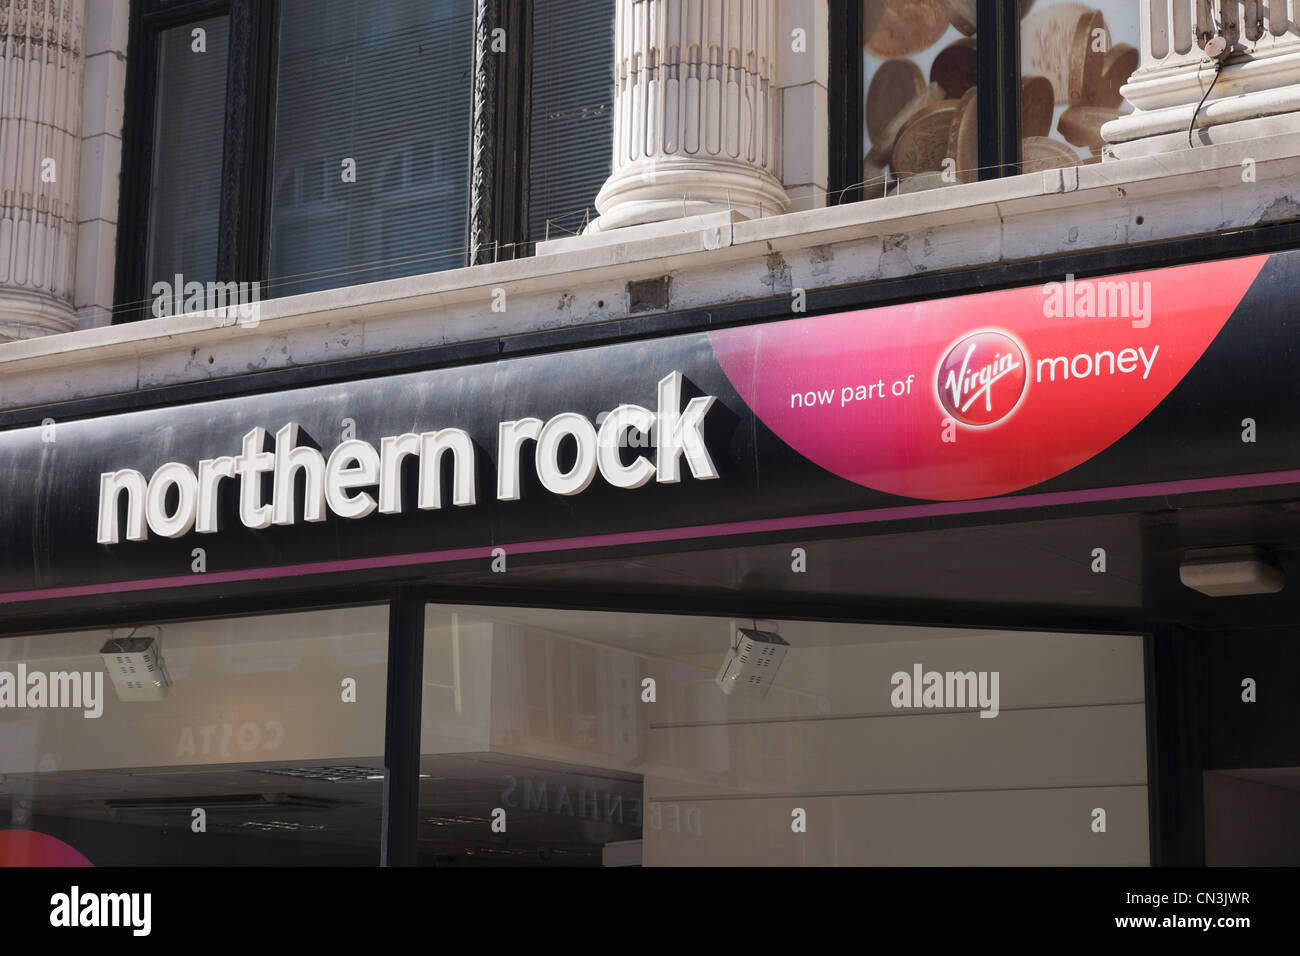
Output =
[
  {"x1": 0, "y1": 0, "x2": 86, "y2": 340},
  {"x1": 588, "y1": 0, "x2": 790, "y2": 233}
]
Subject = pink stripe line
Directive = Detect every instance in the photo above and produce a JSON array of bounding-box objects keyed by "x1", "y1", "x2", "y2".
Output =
[{"x1": 3, "y1": 468, "x2": 1298, "y2": 606}]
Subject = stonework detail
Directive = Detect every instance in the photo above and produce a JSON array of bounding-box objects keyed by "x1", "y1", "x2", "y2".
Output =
[
  {"x1": 589, "y1": 0, "x2": 790, "y2": 232},
  {"x1": 1104, "y1": 1, "x2": 1300, "y2": 156},
  {"x1": 0, "y1": 0, "x2": 85, "y2": 339}
]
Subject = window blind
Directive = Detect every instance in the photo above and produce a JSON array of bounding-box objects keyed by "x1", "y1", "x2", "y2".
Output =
[{"x1": 269, "y1": 0, "x2": 472, "y2": 297}]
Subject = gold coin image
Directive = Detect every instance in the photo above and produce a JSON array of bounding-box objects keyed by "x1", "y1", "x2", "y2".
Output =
[
  {"x1": 930, "y1": 37, "x2": 978, "y2": 99},
  {"x1": 1096, "y1": 42, "x2": 1137, "y2": 109},
  {"x1": 865, "y1": 81, "x2": 945, "y2": 168},
  {"x1": 868, "y1": 0, "x2": 950, "y2": 58},
  {"x1": 937, "y1": 0, "x2": 976, "y2": 36},
  {"x1": 1069, "y1": 10, "x2": 1109, "y2": 107},
  {"x1": 867, "y1": 59, "x2": 928, "y2": 143},
  {"x1": 863, "y1": 0, "x2": 887, "y2": 43},
  {"x1": 1023, "y1": 135, "x2": 1080, "y2": 173},
  {"x1": 893, "y1": 99, "x2": 959, "y2": 175},
  {"x1": 895, "y1": 170, "x2": 951, "y2": 194}
]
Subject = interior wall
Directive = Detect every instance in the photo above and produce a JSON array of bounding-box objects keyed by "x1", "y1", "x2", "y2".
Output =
[{"x1": 428, "y1": 607, "x2": 1150, "y2": 866}]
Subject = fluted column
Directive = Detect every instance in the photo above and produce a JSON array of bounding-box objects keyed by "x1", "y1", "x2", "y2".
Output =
[
  {"x1": 0, "y1": 0, "x2": 84, "y2": 340},
  {"x1": 1103, "y1": 1, "x2": 1300, "y2": 157},
  {"x1": 587, "y1": 0, "x2": 790, "y2": 234}
]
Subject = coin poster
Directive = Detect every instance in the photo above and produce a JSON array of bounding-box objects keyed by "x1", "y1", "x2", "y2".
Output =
[{"x1": 862, "y1": 0, "x2": 1139, "y2": 193}]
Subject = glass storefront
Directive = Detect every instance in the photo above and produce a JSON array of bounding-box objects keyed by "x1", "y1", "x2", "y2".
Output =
[
  {"x1": 2, "y1": 600, "x2": 1148, "y2": 866},
  {"x1": 419, "y1": 606, "x2": 1147, "y2": 866},
  {"x1": 0, "y1": 607, "x2": 388, "y2": 866}
]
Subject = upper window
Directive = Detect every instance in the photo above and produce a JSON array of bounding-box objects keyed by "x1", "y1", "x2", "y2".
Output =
[
  {"x1": 143, "y1": 16, "x2": 230, "y2": 287},
  {"x1": 115, "y1": 0, "x2": 616, "y2": 320},
  {"x1": 0, "y1": 607, "x2": 389, "y2": 866},
  {"x1": 1019, "y1": 1, "x2": 1138, "y2": 171},
  {"x1": 268, "y1": 0, "x2": 473, "y2": 297},
  {"x1": 861, "y1": 0, "x2": 981, "y2": 195}
]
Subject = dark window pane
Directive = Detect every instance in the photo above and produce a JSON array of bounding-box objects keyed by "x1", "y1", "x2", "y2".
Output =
[
  {"x1": 528, "y1": 0, "x2": 615, "y2": 243},
  {"x1": 269, "y1": 0, "x2": 473, "y2": 297},
  {"x1": 419, "y1": 605, "x2": 1148, "y2": 866},
  {"x1": 145, "y1": 17, "x2": 229, "y2": 289}
]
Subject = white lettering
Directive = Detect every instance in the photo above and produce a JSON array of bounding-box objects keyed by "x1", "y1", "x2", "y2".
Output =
[{"x1": 99, "y1": 372, "x2": 716, "y2": 540}]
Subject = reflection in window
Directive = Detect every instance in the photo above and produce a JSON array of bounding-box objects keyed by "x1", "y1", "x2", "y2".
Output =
[
  {"x1": 528, "y1": 0, "x2": 615, "y2": 243},
  {"x1": 0, "y1": 607, "x2": 387, "y2": 865},
  {"x1": 420, "y1": 604, "x2": 1148, "y2": 866}
]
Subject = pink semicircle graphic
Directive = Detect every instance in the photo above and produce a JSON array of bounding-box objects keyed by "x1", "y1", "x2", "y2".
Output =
[
  {"x1": 709, "y1": 256, "x2": 1268, "y2": 501},
  {"x1": 0, "y1": 830, "x2": 93, "y2": 867}
]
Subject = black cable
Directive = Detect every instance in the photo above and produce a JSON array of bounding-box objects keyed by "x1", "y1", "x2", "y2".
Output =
[{"x1": 1188, "y1": 57, "x2": 1226, "y2": 148}]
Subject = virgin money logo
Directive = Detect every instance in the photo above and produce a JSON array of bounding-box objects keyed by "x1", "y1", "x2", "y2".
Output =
[{"x1": 937, "y1": 330, "x2": 1028, "y2": 427}]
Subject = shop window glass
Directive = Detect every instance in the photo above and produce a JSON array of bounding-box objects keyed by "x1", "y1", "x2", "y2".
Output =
[
  {"x1": 420, "y1": 605, "x2": 1148, "y2": 866},
  {"x1": 268, "y1": 0, "x2": 473, "y2": 297},
  {"x1": 144, "y1": 17, "x2": 229, "y2": 290},
  {"x1": 0, "y1": 607, "x2": 387, "y2": 866}
]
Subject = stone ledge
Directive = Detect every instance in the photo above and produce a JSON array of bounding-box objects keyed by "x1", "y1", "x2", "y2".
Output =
[{"x1": 2, "y1": 130, "x2": 1299, "y2": 411}]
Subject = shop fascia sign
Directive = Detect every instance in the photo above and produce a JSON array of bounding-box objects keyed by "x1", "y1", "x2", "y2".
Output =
[{"x1": 96, "y1": 371, "x2": 716, "y2": 544}]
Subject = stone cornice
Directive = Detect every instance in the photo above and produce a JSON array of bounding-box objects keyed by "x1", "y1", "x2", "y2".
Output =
[{"x1": 1, "y1": 131, "x2": 1299, "y2": 411}]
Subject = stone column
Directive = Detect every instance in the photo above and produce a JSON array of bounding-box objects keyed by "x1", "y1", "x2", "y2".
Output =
[
  {"x1": 0, "y1": 0, "x2": 85, "y2": 340},
  {"x1": 1104, "y1": 0, "x2": 1300, "y2": 158},
  {"x1": 587, "y1": 0, "x2": 790, "y2": 233}
]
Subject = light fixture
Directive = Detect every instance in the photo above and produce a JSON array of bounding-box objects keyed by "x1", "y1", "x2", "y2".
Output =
[
  {"x1": 716, "y1": 624, "x2": 788, "y2": 698},
  {"x1": 99, "y1": 627, "x2": 170, "y2": 701},
  {"x1": 1179, "y1": 546, "x2": 1285, "y2": 597}
]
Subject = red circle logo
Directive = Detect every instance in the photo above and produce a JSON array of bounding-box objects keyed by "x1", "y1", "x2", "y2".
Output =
[{"x1": 937, "y1": 331, "x2": 1028, "y2": 427}]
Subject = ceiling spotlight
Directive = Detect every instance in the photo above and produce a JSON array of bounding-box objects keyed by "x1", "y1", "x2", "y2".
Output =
[
  {"x1": 716, "y1": 626, "x2": 788, "y2": 698},
  {"x1": 99, "y1": 628, "x2": 170, "y2": 701},
  {"x1": 1179, "y1": 546, "x2": 1284, "y2": 597}
]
